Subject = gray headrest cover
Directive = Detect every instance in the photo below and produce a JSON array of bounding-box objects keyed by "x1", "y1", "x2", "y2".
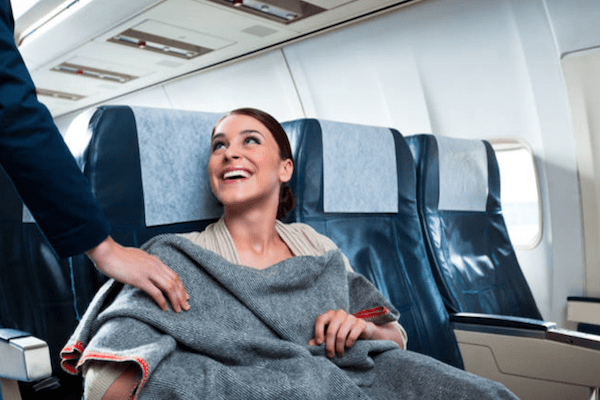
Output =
[
  {"x1": 436, "y1": 136, "x2": 488, "y2": 212},
  {"x1": 320, "y1": 120, "x2": 398, "y2": 213},
  {"x1": 134, "y1": 107, "x2": 223, "y2": 226}
]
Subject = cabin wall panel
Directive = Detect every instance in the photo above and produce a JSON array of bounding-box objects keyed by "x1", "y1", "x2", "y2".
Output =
[
  {"x1": 543, "y1": 0, "x2": 600, "y2": 57},
  {"x1": 282, "y1": 22, "x2": 432, "y2": 134},
  {"x1": 563, "y1": 52, "x2": 600, "y2": 297},
  {"x1": 103, "y1": 50, "x2": 305, "y2": 123},
  {"x1": 508, "y1": 0, "x2": 586, "y2": 326}
]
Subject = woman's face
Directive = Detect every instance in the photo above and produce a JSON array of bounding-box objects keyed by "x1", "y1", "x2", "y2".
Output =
[{"x1": 208, "y1": 114, "x2": 292, "y2": 211}]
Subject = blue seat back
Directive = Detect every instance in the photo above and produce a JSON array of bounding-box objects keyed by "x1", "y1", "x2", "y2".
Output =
[
  {"x1": 282, "y1": 119, "x2": 464, "y2": 368},
  {"x1": 1, "y1": 165, "x2": 92, "y2": 400},
  {"x1": 407, "y1": 134, "x2": 542, "y2": 319},
  {"x1": 0, "y1": 105, "x2": 227, "y2": 397},
  {"x1": 82, "y1": 106, "x2": 223, "y2": 246}
]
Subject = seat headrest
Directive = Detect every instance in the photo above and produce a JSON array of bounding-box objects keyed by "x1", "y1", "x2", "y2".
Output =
[
  {"x1": 82, "y1": 106, "x2": 224, "y2": 229},
  {"x1": 320, "y1": 120, "x2": 398, "y2": 213},
  {"x1": 436, "y1": 136, "x2": 488, "y2": 212},
  {"x1": 131, "y1": 106, "x2": 223, "y2": 226},
  {"x1": 284, "y1": 119, "x2": 400, "y2": 214}
]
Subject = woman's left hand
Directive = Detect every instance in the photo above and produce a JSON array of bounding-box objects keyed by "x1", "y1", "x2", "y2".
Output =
[{"x1": 308, "y1": 309, "x2": 374, "y2": 358}]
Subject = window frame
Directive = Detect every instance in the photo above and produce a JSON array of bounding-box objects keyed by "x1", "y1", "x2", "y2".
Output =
[{"x1": 488, "y1": 137, "x2": 543, "y2": 250}]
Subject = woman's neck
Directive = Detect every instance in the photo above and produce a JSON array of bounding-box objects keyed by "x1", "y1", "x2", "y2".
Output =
[
  {"x1": 224, "y1": 208, "x2": 277, "y2": 251},
  {"x1": 222, "y1": 207, "x2": 292, "y2": 269}
]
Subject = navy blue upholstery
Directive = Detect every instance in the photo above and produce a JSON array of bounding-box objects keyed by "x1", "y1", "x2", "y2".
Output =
[
  {"x1": 84, "y1": 106, "x2": 220, "y2": 246},
  {"x1": 406, "y1": 134, "x2": 542, "y2": 319},
  {"x1": 282, "y1": 119, "x2": 464, "y2": 368},
  {"x1": 0, "y1": 105, "x2": 228, "y2": 398},
  {"x1": 0, "y1": 166, "x2": 87, "y2": 398}
]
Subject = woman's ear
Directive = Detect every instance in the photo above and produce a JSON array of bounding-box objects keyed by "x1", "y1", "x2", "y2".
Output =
[{"x1": 279, "y1": 159, "x2": 293, "y2": 183}]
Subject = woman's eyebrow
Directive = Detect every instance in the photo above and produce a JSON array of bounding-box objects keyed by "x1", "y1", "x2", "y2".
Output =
[
  {"x1": 240, "y1": 129, "x2": 264, "y2": 137},
  {"x1": 212, "y1": 129, "x2": 265, "y2": 141},
  {"x1": 212, "y1": 132, "x2": 225, "y2": 141}
]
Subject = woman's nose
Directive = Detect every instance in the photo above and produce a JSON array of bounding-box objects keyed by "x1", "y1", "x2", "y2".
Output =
[{"x1": 224, "y1": 145, "x2": 240, "y2": 160}]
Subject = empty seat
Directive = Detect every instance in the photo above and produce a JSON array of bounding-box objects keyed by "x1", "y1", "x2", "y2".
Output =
[
  {"x1": 406, "y1": 134, "x2": 542, "y2": 319},
  {"x1": 407, "y1": 134, "x2": 600, "y2": 400}
]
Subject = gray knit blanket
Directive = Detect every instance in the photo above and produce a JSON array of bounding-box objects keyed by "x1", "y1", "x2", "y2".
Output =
[{"x1": 61, "y1": 234, "x2": 519, "y2": 400}]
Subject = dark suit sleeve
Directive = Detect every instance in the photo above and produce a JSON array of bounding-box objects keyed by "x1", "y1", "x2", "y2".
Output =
[{"x1": 0, "y1": 0, "x2": 111, "y2": 258}]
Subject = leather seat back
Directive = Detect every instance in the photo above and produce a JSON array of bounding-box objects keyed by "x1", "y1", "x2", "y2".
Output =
[
  {"x1": 407, "y1": 134, "x2": 542, "y2": 319},
  {"x1": 283, "y1": 119, "x2": 464, "y2": 368}
]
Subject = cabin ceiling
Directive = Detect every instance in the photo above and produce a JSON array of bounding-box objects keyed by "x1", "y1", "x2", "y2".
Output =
[{"x1": 16, "y1": 0, "x2": 415, "y2": 117}]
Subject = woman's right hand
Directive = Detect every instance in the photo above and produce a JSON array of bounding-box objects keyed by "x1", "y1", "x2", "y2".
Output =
[{"x1": 308, "y1": 309, "x2": 374, "y2": 358}]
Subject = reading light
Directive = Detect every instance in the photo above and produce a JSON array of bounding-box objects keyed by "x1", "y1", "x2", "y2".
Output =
[
  {"x1": 36, "y1": 88, "x2": 85, "y2": 101},
  {"x1": 212, "y1": 0, "x2": 325, "y2": 24},
  {"x1": 243, "y1": 0, "x2": 302, "y2": 21},
  {"x1": 52, "y1": 62, "x2": 137, "y2": 83},
  {"x1": 108, "y1": 29, "x2": 212, "y2": 59}
]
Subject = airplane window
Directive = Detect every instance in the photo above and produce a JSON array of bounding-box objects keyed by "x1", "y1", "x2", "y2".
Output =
[{"x1": 489, "y1": 139, "x2": 542, "y2": 250}]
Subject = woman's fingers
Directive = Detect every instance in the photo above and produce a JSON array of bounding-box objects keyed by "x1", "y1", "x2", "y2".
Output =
[{"x1": 310, "y1": 310, "x2": 368, "y2": 358}]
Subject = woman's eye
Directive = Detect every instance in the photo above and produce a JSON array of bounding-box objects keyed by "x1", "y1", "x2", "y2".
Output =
[
  {"x1": 212, "y1": 141, "x2": 226, "y2": 152},
  {"x1": 245, "y1": 136, "x2": 261, "y2": 145}
]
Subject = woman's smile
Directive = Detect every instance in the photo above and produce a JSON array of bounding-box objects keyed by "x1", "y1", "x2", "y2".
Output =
[{"x1": 222, "y1": 167, "x2": 252, "y2": 181}]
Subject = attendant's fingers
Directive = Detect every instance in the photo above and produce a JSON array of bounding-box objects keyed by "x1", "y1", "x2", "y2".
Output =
[
  {"x1": 150, "y1": 267, "x2": 189, "y2": 313},
  {"x1": 89, "y1": 237, "x2": 190, "y2": 312},
  {"x1": 138, "y1": 279, "x2": 170, "y2": 311}
]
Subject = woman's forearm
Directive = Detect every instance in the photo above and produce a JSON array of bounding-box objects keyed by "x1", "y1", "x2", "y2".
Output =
[{"x1": 362, "y1": 321, "x2": 406, "y2": 349}]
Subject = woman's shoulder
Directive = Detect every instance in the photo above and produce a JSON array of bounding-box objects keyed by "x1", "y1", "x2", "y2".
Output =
[
  {"x1": 177, "y1": 218, "x2": 239, "y2": 263},
  {"x1": 177, "y1": 224, "x2": 215, "y2": 247},
  {"x1": 276, "y1": 222, "x2": 353, "y2": 272},
  {"x1": 276, "y1": 221, "x2": 339, "y2": 255}
]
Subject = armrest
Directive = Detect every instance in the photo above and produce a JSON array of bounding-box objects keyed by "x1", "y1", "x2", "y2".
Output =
[
  {"x1": 451, "y1": 313, "x2": 600, "y2": 400},
  {"x1": 568, "y1": 296, "x2": 600, "y2": 326},
  {"x1": 0, "y1": 329, "x2": 52, "y2": 382},
  {"x1": 451, "y1": 312, "x2": 556, "y2": 334}
]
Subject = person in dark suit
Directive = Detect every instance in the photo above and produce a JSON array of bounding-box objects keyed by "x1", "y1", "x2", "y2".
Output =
[{"x1": 0, "y1": 0, "x2": 189, "y2": 313}]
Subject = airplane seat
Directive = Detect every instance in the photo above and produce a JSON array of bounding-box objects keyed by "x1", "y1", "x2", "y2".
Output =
[
  {"x1": 65, "y1": 104, "x2": 226, "y2": 317},
  {"x1": 281, "y1": 118, "x2": 464, "y2": 369},
  {"x1": 406, "y1": 133, "x2": 600, "y2": 400},
  {"x1": 0, "y1": 105, "x2": 227, "y2": 400},
  {"x1": 0, "y1": 167, "x2": 77, "y2": 399},
  {"x1": 81, "y1": 106, "x2": 223, "y2": 243},
  {"x1": 405, "y1": 134, "x2": 542, "y2": 319}
]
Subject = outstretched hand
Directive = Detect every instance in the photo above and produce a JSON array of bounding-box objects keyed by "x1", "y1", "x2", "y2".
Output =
[
  {"x1": 308, "y1": 309, "x2": 374, "y2": 358},
  {"x1": 86, "y1": 236, "x2": 190, "y2": 312}
]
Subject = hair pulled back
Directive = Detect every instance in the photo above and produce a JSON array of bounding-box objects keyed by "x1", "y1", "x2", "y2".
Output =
[{"x1": 213, "y1": 108, "x2": 295, "y2": 220}]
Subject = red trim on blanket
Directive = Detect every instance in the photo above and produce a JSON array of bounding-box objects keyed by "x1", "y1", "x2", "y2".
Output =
[
  {"x1": 353, "y1": 306, "x2": 389, "y2": 319},
  {"x1": 60, "y1": 341, "x2": 86, "y2": 375},
  {"x1": 60, "y1": 341, "x2": 150, "y2": 400}
]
